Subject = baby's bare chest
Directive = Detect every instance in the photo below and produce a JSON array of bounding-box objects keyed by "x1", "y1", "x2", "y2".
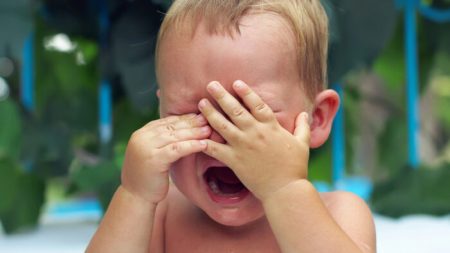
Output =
[
  {"x1": 164, "y1": 212, "x2": 281, "y2": 253},
  {"x1": 165, "y1": 229, "x2": 281, "y2": 253}
]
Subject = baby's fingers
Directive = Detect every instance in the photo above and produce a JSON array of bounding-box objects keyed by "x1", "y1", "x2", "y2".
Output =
[
  {"x1": 294, "y1": 112, "x2": 310, "y2": 144},
  {"x1": 159, "y1": 140, "x2": 208, "y2": 163},
  {"x1": 202, "y1": 140, "x2": 233, "y2": 166},
  {"x1": 144, "y1": 114, "x2": 207, "y2": 133},
  {"x1": 233, "y1": 80, "x2": 275, "y2": 123},
  {"x1": 152, "y1": 126, "x2": 212, "y2": 148}
]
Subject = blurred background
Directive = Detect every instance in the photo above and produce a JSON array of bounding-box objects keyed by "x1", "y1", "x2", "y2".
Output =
[{"x1": 0, "y1": 0, "x2": 450, "y2": 252}]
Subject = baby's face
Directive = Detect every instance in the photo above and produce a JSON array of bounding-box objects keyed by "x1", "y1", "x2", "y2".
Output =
[{"x1": 157, "y1": 13, "x2": 311, "y2": 226}]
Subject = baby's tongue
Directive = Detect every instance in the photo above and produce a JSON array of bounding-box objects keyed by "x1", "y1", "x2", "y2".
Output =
[{"x1": 209, "y1": 167, "x2": 241, "y2": 184}]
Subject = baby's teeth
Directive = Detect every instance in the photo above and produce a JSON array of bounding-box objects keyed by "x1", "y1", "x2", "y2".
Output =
[{"x1": 208, "y1": 180, "x2": 221, "y2": 194}]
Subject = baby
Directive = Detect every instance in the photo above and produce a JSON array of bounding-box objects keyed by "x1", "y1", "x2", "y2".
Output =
[{"x1": 87, "y1": 0, "x2": 376, "y2": 252}]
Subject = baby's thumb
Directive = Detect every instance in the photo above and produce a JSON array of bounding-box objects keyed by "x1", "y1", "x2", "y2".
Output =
[{"x1": 294, "y1": 112, "x2": 311, "y2": 144}]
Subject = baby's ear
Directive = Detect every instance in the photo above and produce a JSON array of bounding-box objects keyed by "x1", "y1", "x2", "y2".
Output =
[{"x1": 309, "y1": 89, "x2": 340, "y2": 148}]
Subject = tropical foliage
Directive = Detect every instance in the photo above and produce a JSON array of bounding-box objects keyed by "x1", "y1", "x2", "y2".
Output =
[{"x1": 0, "y1": 0, "x2": 450, "y2": 233}]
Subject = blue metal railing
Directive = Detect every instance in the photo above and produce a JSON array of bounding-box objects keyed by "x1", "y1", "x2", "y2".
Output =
[
  {"x1": 404, "y1": 0, "x2": 421, "y2": 169},
  {"x1": 331, "y1": 84, "x2": 373, "y2": 200},
  {"x1": 331, "y1": 84, "x2": 346, "y2": 183},
  {"x1": 21, "y1": 33, "x2": 35, "y2": 112},
  {"x1": 418, "y1": 3, "x2": 450, "y2": 23},
  {"x1": 98, "y1": 0, "x2": 113, "y2": 146},
  {"x1": 99, "y1": 80, "x2": 112, "y2": 144},
  {"x1": 330, "y1": 0, "x2": 450, "y2": 189},
  {"x1": 400, "y1": 0, "x2": 450, "y2": 168}
]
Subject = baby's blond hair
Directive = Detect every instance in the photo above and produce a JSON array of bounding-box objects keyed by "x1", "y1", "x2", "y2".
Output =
[{"x1": 156, "y1": 0, "x2": 328, "y2": 100}]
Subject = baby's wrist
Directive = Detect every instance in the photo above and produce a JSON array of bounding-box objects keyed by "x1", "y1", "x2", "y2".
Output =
[
  {"x1": 118, "y1": 185, "x2": 160, "y2": 208},
  {"x1": 261, "y1": 179, "x2": 314, "y2": 207}
]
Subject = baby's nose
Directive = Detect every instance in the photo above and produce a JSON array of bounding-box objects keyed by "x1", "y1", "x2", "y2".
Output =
[{"x1": 209, "y1": 129, "x2": 226, "y2": 144}]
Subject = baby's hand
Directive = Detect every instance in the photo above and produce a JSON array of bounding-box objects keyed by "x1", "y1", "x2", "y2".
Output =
[
  {"x1": 121, "y1": 114, "x2": 210, "y2": 204},
  {"x1": 199, "y1": 80, "x2": 310, "y2": 202}
]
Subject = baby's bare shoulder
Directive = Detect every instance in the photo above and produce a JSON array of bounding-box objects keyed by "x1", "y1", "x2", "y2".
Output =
[
  {"x1": 320, "y1": 191, "x2": 367, "y2": 211},
  {"x1": 319, "y1": 191, "x2": 373, "y2": 224},
  {"x1": 320, "y1": 191, "x2": 376, "y2": 253}
]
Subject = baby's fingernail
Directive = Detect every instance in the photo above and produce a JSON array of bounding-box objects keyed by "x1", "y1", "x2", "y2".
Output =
[
  {"x1": 199, "y1": 140, "x2": 207, "y2": 146},
  {"x1": 234, "y1": 80, "x2": 245, "y2": 89},
  {"x1": 208, "y1": 81, "x2": 221, "y2": 92},
  {"x1": 303, "y1": 113, "x2": 309, "y2": 122},
  {"x1": 199, "y1": 99, "x2": 208, "y2": 109},
  {"x1": 200, "y1": 126, "x2": 210, "y2": 133}
]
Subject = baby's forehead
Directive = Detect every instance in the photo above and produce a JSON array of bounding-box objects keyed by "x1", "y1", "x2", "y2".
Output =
[
  {"x1": 158, "y1": 12, "x2": 296, "y2": 59},
  {"x1": 161, "y1": 8, "x2": 296, "y2": 42},
  {"x1": 157, "y1": 14, "x2": 303, "y2": 114}
]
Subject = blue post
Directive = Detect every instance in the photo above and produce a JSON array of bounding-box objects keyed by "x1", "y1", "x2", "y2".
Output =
[
  {"x1": 418, "y1": 4, "x2": 450, "y2": 23},
  {"x1": 99, "y1": 80, "x2": 112, "y2": 144},
  {"x1": 98, "y1": 0, "x2": 112, "y2": 145},
  {"x1": 405, "y1": 0, "x2": 420, "y2": 168},
  {"x1": 21, "y1": 32, "x2": 35, "y2": 173},
  {"x1": 21, "y1": 33, "x2": 35, "y2": 112},
  {"x1": 331, "y1": 84, "x2": 345, "y2": 184}
]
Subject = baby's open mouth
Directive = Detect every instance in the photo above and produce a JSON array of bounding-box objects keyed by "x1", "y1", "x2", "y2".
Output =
[{"x1": 204, "y1": 167, "x2": 250, "y2": 204}]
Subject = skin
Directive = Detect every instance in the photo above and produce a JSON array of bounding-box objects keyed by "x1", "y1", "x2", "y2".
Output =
[{"x1": 86, "y1": 13, "x2": 376, "y2": 253}]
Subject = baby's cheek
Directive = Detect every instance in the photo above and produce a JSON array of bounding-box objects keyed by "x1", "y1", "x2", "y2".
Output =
[
  {"x1": 276, "y1": 113, "x2": 296, "y2": 134},
  {"x1": 169, "y1": 154, "x2": 197, "y2": 181}
]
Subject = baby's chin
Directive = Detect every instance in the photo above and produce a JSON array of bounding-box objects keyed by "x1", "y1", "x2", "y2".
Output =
[
  {"x1": 204, "y1": 204, "x2": 266, "y2": 227},
  {"x1": 191, "y1": 188, "x2": 267, "y2": 228}
]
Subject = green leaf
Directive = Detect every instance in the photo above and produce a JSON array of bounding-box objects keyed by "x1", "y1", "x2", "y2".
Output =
[
  {"x1": 309, "y1": 141, "x2": 332, "y2": 183},
  {"x1": 377, "y1": 116, "x2": 408, "y2": 180},
  {"x1": 20, "y1": 117, "x2": 74, "y2": 178},
  {"x1": 0, "y1": 99, "x2": 22, "y2": 158},
  {"x1": 0, "y1": 157, "x2": 46, "y2": 234},
  {"x1": 113, "y1": 99, "x2": 159, "y2": 144},
  {"x1": 76, "y1": 38, "x2": 99, "y2": 64},
  {"x1": 371, "y1": 163, "x2": 450, "y2": 217},
  {"x1": 0, "y1": 157, "x2": 21, "y2": 213},
  {"x1": 68, "y1": 158, "x2": 121, "y2": 211},
  {"x1": 0, "y1": 99, "x2": 22, "y2": 159},
  {"x1": 372, "y1": 21, "x2": 405, "y2": 97}
]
